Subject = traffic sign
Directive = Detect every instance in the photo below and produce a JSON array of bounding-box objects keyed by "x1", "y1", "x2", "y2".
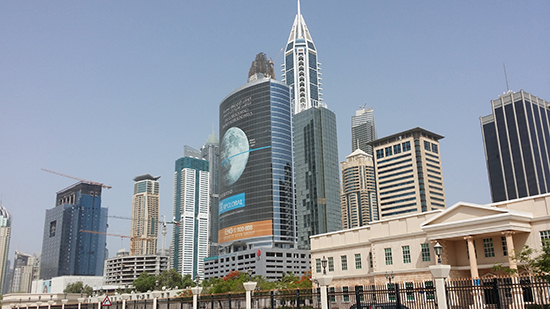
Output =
[{"x1": 101, "y1": 295, "x2": 112, "y2": 306}]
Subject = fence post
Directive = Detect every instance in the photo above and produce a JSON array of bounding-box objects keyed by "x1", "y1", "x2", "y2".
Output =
[
  {"x1": 270, "y1": 290, "x2": 274, "y2": 309},
  {"x1": 355, "y1": 287, "x2": 361, "y2": 309},
  {"x1": 296, "y1": 289, "x2": 300, "y2": 309},
  {"x1": 395, "y1": 284, "x2": 401, "y2": 308},
  {"x1": 228, "y1": 294, "x2": 231, "y2": 309},
  {"x1": 210, "y1": 295, "x2": 214, "y2": 309},
  {"x1": 492, "y1": 279, "x2": 502, "y2": 309}
]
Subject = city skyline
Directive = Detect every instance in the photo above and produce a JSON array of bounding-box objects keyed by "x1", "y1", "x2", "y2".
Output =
[{"x1": 1, "y1": 1, "x2": 549, "y2": 260}]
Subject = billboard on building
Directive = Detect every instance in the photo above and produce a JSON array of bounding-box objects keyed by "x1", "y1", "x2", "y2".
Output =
[{"x1": 218, "y1": 81, "x2": 274, "y2": 244}]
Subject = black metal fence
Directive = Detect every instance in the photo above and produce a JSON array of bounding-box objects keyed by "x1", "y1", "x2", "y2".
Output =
[
  {"x1": 36, "y1": 275, "x2": 550, "y2": 309},
  {"x1": 446, "y1": 275, "x2": 550, "y2": 309}
]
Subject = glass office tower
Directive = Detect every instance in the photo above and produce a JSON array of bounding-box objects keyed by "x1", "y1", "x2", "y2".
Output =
[
  {"x1": 481, "y1": 90, "x2": 550, "y2": 202},
  {"x1": 294, "y1": 107, "x2": 341, "y2": 249},
  {"x1": 39, "y1": 183, "x2": 107, "y2": 279},
  {"x1": 218, "y1": 53, "x2": 295, "y2": 253},
  {"x1": 352, "y1": 107, "x2": 377, "y2": 156}
]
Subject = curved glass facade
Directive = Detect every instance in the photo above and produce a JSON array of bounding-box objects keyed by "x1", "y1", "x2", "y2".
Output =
[{"x1": 218, "y1": 78, "x2": 295, "y2": 250}]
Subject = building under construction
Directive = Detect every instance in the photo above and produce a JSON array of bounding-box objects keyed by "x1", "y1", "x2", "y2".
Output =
[
  {"x1": 39, "y1": 182, "x2": 108, "y2": 279},
  {"x1": 103, "y1": 249, "x2": 168, "y2": 287}
]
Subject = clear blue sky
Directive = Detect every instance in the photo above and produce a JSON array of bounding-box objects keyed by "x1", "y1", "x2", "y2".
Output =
[{"x1": 1, "y1": 1, "x2": 549, "y2": 261}]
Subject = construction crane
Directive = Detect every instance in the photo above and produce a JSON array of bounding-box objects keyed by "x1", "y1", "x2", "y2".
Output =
[
  {"x1": 106, "y1": 215, "x2": 179, "y2": 254},
  {"x1": 41, "y1": 168, "x2": 112, "y2": 189},
  {"x1": 79, "y1": 229, "x2": 155, "y2": 255}
]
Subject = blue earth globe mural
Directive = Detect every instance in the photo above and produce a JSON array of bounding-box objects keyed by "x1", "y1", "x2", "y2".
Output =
[{"x1": 220, "y1": 127, "x2": 250, "y2": 186}]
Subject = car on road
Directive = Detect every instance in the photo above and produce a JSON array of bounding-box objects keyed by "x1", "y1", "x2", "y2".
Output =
[{"x1": 350, "y1": 303, "x2": 410, "y2": 309}]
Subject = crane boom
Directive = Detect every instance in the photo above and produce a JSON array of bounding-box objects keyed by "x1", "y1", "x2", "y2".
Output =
[
  {"x1": 107, "y1": 215, "x2": 179, "y2": 225},
  {"x1": 79, "y1": 229, "x2": 155, "y2": 255},
  {"x1": 42, "y1": 168, "x2": 112, "y2": 189}
]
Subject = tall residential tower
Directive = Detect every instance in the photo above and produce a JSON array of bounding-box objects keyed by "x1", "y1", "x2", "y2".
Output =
[
  {"x1": 0, "y1": 204, "x2": 11, "y2": 294},
  {"x1": 481, "y1": 90, "x2": 550, "y2": 203},
  {"x1": 131, "y1": 174, "x2": 160, "y2": 256},
  {"x1": 283, "y1": 1, "x2": 341, "y2": 249},
  {"x1": 172, "y1": 156, "x2": 210, "y2": 280},
  {"x1": 371, "y1": 128, "x2": 446, "y2": 219},
  {"x1": 340, "y1": 149, "x2": 378, "y2": 228}
]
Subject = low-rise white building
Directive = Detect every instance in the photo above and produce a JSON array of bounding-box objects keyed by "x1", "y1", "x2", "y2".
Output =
[
  {"x1": 311, "y1": 193, "x2": 550, "y2": 287},
  {"x1": 30, "y1": 276, "x2": 104, "y2": 294}
]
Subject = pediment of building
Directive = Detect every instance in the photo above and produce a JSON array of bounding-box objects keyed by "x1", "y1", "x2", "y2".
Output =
[{"x1": 421, "y1": 202, "x2": 533, "y2": 240}]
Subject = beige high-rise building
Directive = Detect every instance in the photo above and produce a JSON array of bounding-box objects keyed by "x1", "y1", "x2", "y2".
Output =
[
  {"x1": 371, "y1": 127, "x2": 446, "y2": 219},
  {"x1": 131, "y1": 174, "x2": 160, "y2": 255},
  {"x1": 0, "y1": 204, "x2": 11, "y2": 294},
  {"x1": 340, "y1": 149, "x2": 378, "y2": 229}
]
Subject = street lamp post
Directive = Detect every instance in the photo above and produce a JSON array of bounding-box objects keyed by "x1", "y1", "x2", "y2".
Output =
[
  {"x1": 385, "y1": 271, "x2": 394, "y2": 284},
  {"x1": 434, "y1": 241, "x2": 443, "y2": 264},
  {"x1": 321, "y1": 256, "x2": 328, "y2": 275},
  {"x1": 429, "y1": 240, "x2": 451, "y2": 309},
  {"x1": 191, "y1": 276, "x2": 203, "y2": 309},
  {"x1": 243, "y1": 268, "x2": 257, "y2": 309},
  {"x1": 317, "y1": 256, "x2": 333, "y2": 309}
]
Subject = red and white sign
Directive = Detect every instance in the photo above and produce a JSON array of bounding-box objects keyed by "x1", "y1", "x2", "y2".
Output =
[{"x1": 101, "y1": 296, "x2": 112, "y2": 306}]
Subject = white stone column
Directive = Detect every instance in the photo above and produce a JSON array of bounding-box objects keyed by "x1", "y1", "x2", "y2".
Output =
[
  {"x1": 97, "y1": 296, "x2": 104, "y2": 309},
  {"x1": 429, "y1": 264, "x2": 451, "y2": 309},
  {"x1": 152, "y1": 291, "x2": 161, "y2": 309},
  {"x1": 77, "y1": 297, "x2": 85, "y2": 309},
  {"x1": 464, "y1": 236, "x2": 483, "y2": 308},
  {"x1": 502, "y1": 231, "x2": 524, "y2": 307},
  {"x1": 191, "y1": 286, "x2": 203, "y2": 309},
  {"x1": 243, "y1": 282, "x2": 257, "y2": 309},
  {"x1": 121, "y1": 294, "x2": 130, "y2": 309},
  {"x1": 464, "y1": 236, "x2": 479, "y2": 278},
  {"x1": 502, "y1": 231, "x2": 518, "y2": 271},
  {"x1": 317, "y1": 275, "x2": 333, "y2": 309}
]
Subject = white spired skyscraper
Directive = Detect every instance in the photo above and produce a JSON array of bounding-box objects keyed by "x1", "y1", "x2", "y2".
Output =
[
  {"x1": 283, "y1": 0, "x2": 323, "y2": 113},
  {"x1": 283, "y1": 1, "x2": 341, "y2": 250},
  {"x1": 131, "y1": 174, "x2": 160, "y2": 256}
]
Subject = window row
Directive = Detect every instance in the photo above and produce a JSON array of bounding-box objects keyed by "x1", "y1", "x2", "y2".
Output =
[
  {"x1": 326, "y1": 281, "x2": 435, "y2": 304},
  {"x1": 376, "y1": 141, "x2": 412, "y2": 159},
  {"x1": 423, "y1": 141, "x2": 439, "y2": 154}
]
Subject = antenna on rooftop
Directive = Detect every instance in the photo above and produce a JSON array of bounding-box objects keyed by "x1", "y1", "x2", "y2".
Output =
[{"x1": 503, "y1": 63, "x2": 510, "y2": 93}]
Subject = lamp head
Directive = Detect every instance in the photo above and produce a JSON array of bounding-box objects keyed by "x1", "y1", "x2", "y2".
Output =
[{"x1": 434, "y1": 241, "x2": 443, "y2": 264}]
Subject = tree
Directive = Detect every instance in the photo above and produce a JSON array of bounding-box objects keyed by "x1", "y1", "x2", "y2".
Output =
[
  {"x1": 534, "y1": 240, "x2": 550, "y2": 281},
  {"x1": 493, "y1": 241, "x2": 550, "y2": 277},
  {"x1": 133, "y1": 272, "x2": 156, "y2": 292},
  {"x1": 157, "y1": 269, "x2": 183, "y2": 290},
  {"x1": 277, "y1": 271, "x2": 312, "y2": 290},
  {"x1": 181, "y1": 274, "x2": 195, "y2": 288},
  {"x1": 64, "y1": 281, "x2": 94, "y2": 296}
]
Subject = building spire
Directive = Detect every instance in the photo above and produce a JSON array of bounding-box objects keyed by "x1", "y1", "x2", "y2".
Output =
[
  {"x1": 284, "y1": 0, "x2": 324, "y2": 113},
  {"x1": 297, "y1": 0, "x2": 302, "y2": 38}
]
